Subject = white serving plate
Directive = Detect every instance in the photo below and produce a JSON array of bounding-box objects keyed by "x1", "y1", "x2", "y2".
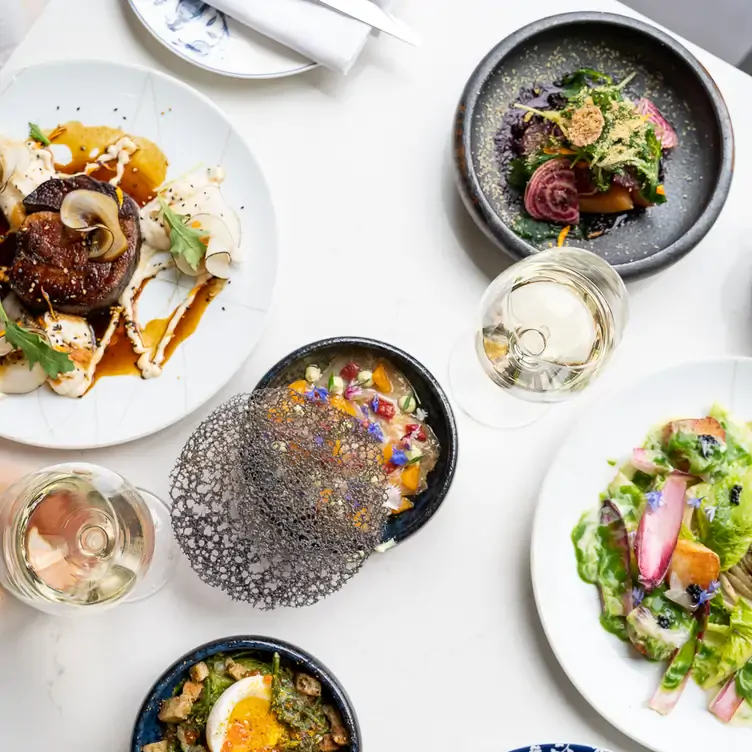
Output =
[
  {"x1": 0, "y1": 60, "x2": 277, "y2": 448},
  {"x1": 532, "y1": 357, "x2": 752, "y2": 752}
]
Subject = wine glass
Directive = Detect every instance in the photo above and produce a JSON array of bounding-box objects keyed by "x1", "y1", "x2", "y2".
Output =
[
  {"x1": 0, "y1": 463, "x2": 179, "y2": 615},
  {"x1": 449, "y1": 247, "x2": 629, "y2": 428}
]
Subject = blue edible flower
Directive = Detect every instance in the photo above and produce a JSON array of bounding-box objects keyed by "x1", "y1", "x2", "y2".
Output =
[
  {"x1": 704, "y1": 505, "x2": 717, "y2": 523},
  {"x1": 687, "y1": 496, "x2": 704, "y2": 509},
  {"x1": 305, "y1": 386, "x2": 329, "y2": 403},
  {"x1": 371, "y1": 395, "x2": 380, "y2": 413},
  {"x1": 367, "y1": 421, "x2": 384, "y2": 443},
  {"x1": 697, "y1": 580, "x2": 721, "y2": 605},
  {"x1": 646, "y1": 490, "x2": 664, "y2": 512},
  {"x1": 390, "y1": 449, "x2": 408, "y2": 467},
  {"x1": 632, "y1": 587, "x2": 645, "y2": 608},
  {"x1": 314, "y1": 436, "x2": 324, "y2": 446}
]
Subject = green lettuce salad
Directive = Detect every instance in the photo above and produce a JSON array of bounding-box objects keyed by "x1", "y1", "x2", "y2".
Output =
[{"x1": 573, "y1": 404, "x2": 752, "y2": 721}]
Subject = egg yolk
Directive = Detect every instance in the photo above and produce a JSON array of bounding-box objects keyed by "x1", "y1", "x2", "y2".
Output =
[{"x1": 221, "y1": 696, "x2": 285, "y2": 752}]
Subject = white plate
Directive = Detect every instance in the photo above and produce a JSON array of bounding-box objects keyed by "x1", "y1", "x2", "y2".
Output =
[
  {"x1": 0, "y1": 60, "x2": 278, "y2": 449},
  {"x1": 128, "y1": 0, "x2": 317, "y2": 79},
  {"x1": 532, "y1": 357, "x2": 752, "y2": 752}
]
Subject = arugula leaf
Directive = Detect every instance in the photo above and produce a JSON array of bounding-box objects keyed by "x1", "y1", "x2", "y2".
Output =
[
  {"x1": 560, "y1": 68, "x2": 613, "y2": 99},
  {"x1": 159, "y1": 199, "x2": 209, "y2": 271},
  {"x1": 0, "y1": 301, "x2": 73, "y2": 378},
  {"x1": 28, "y1": 122, "x2": 50, "y2": 146}
]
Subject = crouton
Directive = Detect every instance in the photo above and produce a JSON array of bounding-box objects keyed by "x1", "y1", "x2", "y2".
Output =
[
  {"x1": 142, "y1": 742, "x2": 169, "y2": 752},
  {"x1": 322, "y1": 705, "x2": 348, "y2": 746},
  {"x1": 319, "y1": 734, "x2": 341, "y2": 751},
  {"x1": 295, "y1": 673, "x2": 322, "y2": 697},
  {"x1": 663, "y1": 418, "x2": 725, "y2": 444},
  {"x1": 225, "y1": 658, "x2": 249, "y2": 681},
  {"x1": 158, "y1": 694, "x2": 194, "y2": 723},
  {"x1": 181, "y1": 681, "x2": 203, "y2": 702},
  {"x1": 189, "y1": 662, "x2": 209, "y2": 683},
  {"x1": 669, "y1": 539, "x2": 721, "y2": 589}
]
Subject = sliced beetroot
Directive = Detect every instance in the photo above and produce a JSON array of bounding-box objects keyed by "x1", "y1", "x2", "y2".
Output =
[
  {"x1": 710, "y1": 675, "x2": 744, "y2": 722},
  {"x1": 600, "y1": 500, "x2": 633, "y2": 615},
  {"x1": 524, "y1": 158, "x2": 579, "y2": 225},
  {"x1": 637, "y1": 98, "x2": 679, "y2": 149},
  {"x1": 635, "y1": 472, "x2": 688, "y2": 590}
]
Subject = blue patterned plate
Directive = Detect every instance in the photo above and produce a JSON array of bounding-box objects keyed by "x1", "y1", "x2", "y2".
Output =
[
  {"x1": 128, "y1": 0, "x2": 317, "y2": 79},
  {"x1": 511, "y1": 745, "x2": 611, "y2": 752}
]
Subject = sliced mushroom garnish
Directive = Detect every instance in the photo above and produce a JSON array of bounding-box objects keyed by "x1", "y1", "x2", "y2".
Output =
[
  {"x1": 189, "y1": 213, "x2": 234, "y2": 280},
  {"x1": 60, "y1": 189, "x2": 128, "y2": 262}
]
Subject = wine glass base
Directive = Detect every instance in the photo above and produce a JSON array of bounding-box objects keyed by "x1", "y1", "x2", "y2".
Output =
[
  {"x1": 125, "y1": 489, "x2": 179, "y2": 603},
  {"x1": 448, "y1": 333, "x2": 549, "y2": 429}
]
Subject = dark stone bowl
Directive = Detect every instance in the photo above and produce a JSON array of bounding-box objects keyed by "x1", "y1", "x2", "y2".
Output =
[
  {"x1": 454, "y1": 11, "x2": 735, "y2": 279},
  {"x1": 255, "y1": 337, "x2": 458, "y2": 547},
  {"x1": 131, "y1": 636, "x2": 361, "y2": 752}
]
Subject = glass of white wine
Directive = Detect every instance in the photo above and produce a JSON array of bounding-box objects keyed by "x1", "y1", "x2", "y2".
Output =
[
  {"x1": 0, "y1": 463, "x2": 179, "y2": 615},
  {"x1": 449, "y1": 247, "x2": 629, "y2": 428}
]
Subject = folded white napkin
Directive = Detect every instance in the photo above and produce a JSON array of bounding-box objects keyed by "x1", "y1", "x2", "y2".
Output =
[{"x1": 207, "y1": 0, "x2": 389, "y2": 74}]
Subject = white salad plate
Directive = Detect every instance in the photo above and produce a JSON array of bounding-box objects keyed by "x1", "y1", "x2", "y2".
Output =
[
  {"x1": 0, "y1": 60, "x2": 277, "y2": 449},
  {"x1": 532, "y1": 357, "x2": 752, "y2": 752},
  {"x1": 128, "y1": 0, "x2": 317, "y2": 79}
]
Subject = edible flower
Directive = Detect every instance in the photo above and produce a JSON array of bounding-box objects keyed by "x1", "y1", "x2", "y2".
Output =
[
  {"x1": 646, "y1": 490, "x2": 664, "y2": 512},
  {"x1": 304, "y1": 386, "x2": 329, "y2": 403},
  {"x1": 344, "y1": 384, "x2": 362, "y2": 400},
  {"x1": 697, "y1": 580, "x2": 721, "y2": 606},
  {"x1": 632, "y1": 587, "x2": 645, "y2": 608},
  {"x1": 687, "y1": 496, "x2": 704, "y2": 509},
  {"x1": 371, "y1": 395, "x2": 380, "y2": 413},
  {"x1": 704, "y1": 505, "x2": 717, "y2": 523},
  {"x1": 366, "y1": 421, "x2": 384, "y2": 442},
  {"x1": 390, "y1": 449, "x2": 408, "y2": 467},
  {"x1": 314, "y1": 436, "x2": 324, "y2": 446}
]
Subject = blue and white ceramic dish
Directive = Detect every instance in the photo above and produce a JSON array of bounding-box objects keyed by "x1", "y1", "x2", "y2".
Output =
[
  {"x1": 131, "y1": 636, "x2": 361, "y2": 752},
  {"x1": 128, "y1": 0, "x2": 317, "y2": 79},
  {"x1": 511, "y1": 745, "x2": 611, "y2": 752}
]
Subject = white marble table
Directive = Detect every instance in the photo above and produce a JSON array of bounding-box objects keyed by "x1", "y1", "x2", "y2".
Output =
[{"x1": 1, "y1": 1, "x2": 751, "y2": 751}]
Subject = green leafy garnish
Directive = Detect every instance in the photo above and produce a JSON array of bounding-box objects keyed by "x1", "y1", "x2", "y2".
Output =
[
  {"x1": 511, "y1": 216, "x2": 562, "y2": 242},
  {"x1": 28, "y1": 122, "x2": 50, "y2": 146},
  {"x1": 559, "y1": 68, "x2": 613, "y2": 99},
  {"x1": 159, "y1": 199, "x2": 209, "y2": 271},
  {"x1": 0, "y1": 301, "x2": 73, "y2": 379}
]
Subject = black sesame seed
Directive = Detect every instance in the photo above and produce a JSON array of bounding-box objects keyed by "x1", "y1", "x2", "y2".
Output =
[
  {"x1": 657, "y1": 614, "x2": 671, "y2": 629},
  {"x1": 730, "y1": 484, "x2": 743, "y2": 506},
  {"x1": 76, "y1": 106, "x2": 80, "y2": 111}
]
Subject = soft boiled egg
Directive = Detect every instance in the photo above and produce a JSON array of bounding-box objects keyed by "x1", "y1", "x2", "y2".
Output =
[{"x1": 206, "y1": 674, "x2": 286, "y2": 752}]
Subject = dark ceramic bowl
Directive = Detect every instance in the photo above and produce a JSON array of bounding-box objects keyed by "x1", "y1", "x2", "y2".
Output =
[
  {"x1": 454, "y1": 12, "x2": 734, "y2": 279},
  {"x1": 131, "y1": 636, "x2": 361, "y2": 752},
  {"x1": 255, "y1": 337, "x2": 458, "y2": 546}
]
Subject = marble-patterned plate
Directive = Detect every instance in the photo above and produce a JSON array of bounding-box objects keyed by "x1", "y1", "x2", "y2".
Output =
[
  {"x1": 532, "y1": 358, "x2": 752, "y2": 752},
  {"x1": 0, "y1": 61, "x2": 277, "y2": 448},
  {"x1": 128, "y1": 0, "x2": 317, "y2": 79}
]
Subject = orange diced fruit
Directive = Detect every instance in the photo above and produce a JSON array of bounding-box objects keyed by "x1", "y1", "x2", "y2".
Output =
[
  {"x1": 330, "y1": 395, "x2": 359, "y2": 417},
  {"x1": 401, "y1": 463, "x2": 420, "y2": 494},
  {"x1": 289, "y1": 380, "x2": 308, "y2": 394},
  {"x1": 383, "y1": 443, "x2": 394, "y2": 462},
  {"x1": 372, "y1": 363, "x2": 393, "y2": 394},
  {"x1": 390, "y1": 497, "x2": 414, "y2": 515}
]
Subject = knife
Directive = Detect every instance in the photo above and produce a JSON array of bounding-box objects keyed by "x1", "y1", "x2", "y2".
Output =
[{"x1": 314, "y1": 0, "x2": 420, "y2": 46}]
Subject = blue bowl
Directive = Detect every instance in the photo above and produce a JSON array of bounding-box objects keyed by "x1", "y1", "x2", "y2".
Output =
[
  {"x1": 254, "y1": 336, "x2": 459, "y2": 546},
  {"x1": 131, "y1": 636, "x2": 361, "y2": 752}
]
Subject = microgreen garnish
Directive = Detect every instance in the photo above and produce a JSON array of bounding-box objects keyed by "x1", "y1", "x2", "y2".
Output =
[
  {"x1": 328, "y1": 373, "x2": 335, "y2": 391},
  {"x1": 0, "y1": 300, "x2": 73, "y2": 379},
  {"x1": 646, "y1": 490, "x2": 664, "y2": 512},
  {"x1": 28, "y1": 122, "x2": 50, "y2": 146},
  {"x1": 159, "y1": 198, "x2": 209, "y2": 271}
]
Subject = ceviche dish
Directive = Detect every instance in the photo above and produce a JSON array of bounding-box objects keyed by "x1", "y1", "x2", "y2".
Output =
[
  {"x1": 289, "y1": 353, "x2": 440, "y2": 519},
  {"x1": 573, "y1": 406, "x2": 752, "y2": 724},
  {"x1": 498, "y1": 68, "x2": 678, "y2": 244},
  {"x1": 0, "y1": 120, "x2": 242, "y2": 398},
  {"x1": 143, "y1": 652, "x2": 350, "y2": 752}
]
